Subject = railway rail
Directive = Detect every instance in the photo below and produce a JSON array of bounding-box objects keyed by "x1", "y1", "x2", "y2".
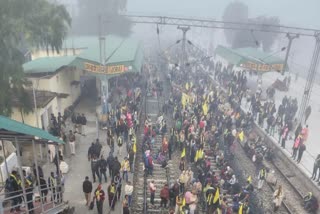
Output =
[
  {"x1": 208, "y1": 71, "x2": 315, "y2": 213},
  {"x1": 132, "y1": 65, "x2": 176, "y2": 214}
]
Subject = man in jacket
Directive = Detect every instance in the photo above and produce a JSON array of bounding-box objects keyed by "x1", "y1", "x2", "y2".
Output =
[
  {"x1": 124, "y1": 181, "x2": 133, "y2": 207},
  {"x1": 121, "y1": 157, "x2": 130, "y2": 182},
  {"x1": 112, "y1": 157, "x2": 121, "y2": 180},
  {"x1": 106, "y1": 152, "x2": 115, "y2": 178},
  {"x1": 7, "y1": 170, "x2": 21, "y2": 212},
  {"x1": 91, "y1": 156, "x2": 100, "y2": 183},
  {"x1": 87, "y1": 143, "x2": 96, "y2": 161},
  {"x1": 48, "y1": 172, "x2": 56, "y2": 202},
  {"x1": 99, "y1": 155, "x2": 108, "y2": 183},
  {"x1": 160, "y1": 184, "x2": 170, "y2": 208},
  {"x1": 94, "y1": 184, "x2": 105, "y2": 214},
  {"x1": 80, "y1": 113, "x2": 87, "y2": 136},
  {"x1": 107, "y1": 182, "x2": 117, "y2": 210},
  {"x1": 82, "y1": 176, "x2": 93, "y2": 206}
]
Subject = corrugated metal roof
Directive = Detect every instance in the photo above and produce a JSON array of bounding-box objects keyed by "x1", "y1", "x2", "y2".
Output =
[
  {"x1": 23, "y1": 56, "x2": 76, "y2": 74},
  {"x1": 64, "y1": 35, "x2": 140, "y2": 64},
  {"x1": 23, "y1": 36, "x2": 143, "y2": 75},
  {"x1": 234, "y1": 47, "x2": 284, "y2": 64},
  {"x1": 215, "y1": 45, "x2": 244, "y2": 65},
  {"x1": 0, "y1": 116, "x2": 64, "y2": 144}
]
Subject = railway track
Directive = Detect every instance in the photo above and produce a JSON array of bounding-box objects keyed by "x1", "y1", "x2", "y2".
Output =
[
  {"x1": 206, "y1": 72, "x2": 311, "y2": 213},
  {"x1": 132, "y1": 67, "x2": 177, "y2": 214},
  {"x1": 253, "y1": 126, "x2": 309, "y2": 214}
]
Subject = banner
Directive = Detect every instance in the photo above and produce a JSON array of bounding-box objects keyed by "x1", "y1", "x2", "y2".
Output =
[
  {"x1": 84, "y1": 62, "x2": 130, "y2": 75},
  {"x1": 181, "y1": 93, "x2": 190, "y2": 108}
]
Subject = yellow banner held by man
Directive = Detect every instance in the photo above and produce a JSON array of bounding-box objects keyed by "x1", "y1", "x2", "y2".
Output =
[
  {"x1": 181, "y1": 93, "x2": 190, "y2": 108},
  {"x1": 181, "y1": 147, "x2": 186, "y2": 158},
  {"x1": 202, "y1": 102, "x2": 209, "y2": 116},
  {"x1": 238, "y1": 131, "x2": 244, "y2": 142}
]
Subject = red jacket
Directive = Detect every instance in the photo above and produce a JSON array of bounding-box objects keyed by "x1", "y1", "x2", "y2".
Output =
[{"x1": 160, "y1": 186, "x2": 169, "y2": 199}]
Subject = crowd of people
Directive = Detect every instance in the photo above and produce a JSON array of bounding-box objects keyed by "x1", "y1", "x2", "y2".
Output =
[
  {"x1": 81, "y1": 73, "x2": 144, "y2": 214},
  {"x1": 137, "y1": 54, "x2": 318, "y2": 214},
  {"x1": 4, "y1": 50, "x2": 318, "y2": 214}
]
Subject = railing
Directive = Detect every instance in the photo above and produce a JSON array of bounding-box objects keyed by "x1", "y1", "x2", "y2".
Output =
[{"x1": 1, "y1": 182, "x2": 65, "y2": 213}]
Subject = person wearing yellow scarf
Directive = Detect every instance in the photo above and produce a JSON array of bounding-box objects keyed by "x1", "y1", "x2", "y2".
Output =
[{"x1": 94, "y1": 184, "x2": 105, "y2": 214}]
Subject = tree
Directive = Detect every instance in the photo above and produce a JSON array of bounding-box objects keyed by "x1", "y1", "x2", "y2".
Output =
[
  {"x1": 0, "y1": 0, "x2": 71, "y2": 116},
  {"x1": 72, "y1": 0, "x2": 131, "y2": 36},
  {"x1": 222, "y1": 1, "x2": 249, "y2": 44}
]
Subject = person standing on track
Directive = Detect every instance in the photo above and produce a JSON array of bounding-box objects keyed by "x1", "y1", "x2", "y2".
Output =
[
  {"x1": 257, "y1": 168, "x2": 266, "y2": 190},
  {"x1": 149, "y1": 180, "x2": 156, "y2": 207}
]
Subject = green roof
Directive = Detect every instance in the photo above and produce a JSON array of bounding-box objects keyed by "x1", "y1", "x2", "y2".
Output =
[
  {"x1": 23, "y1": 36, "x2": 144, "y2": 76},
  {"x1": 234, "y1": 47, "x2": 283, "y2": 64},
  {"x1": 215, "y1": 45, "x2": 245, "y2": 65},
  {"x1": 215, "y1": 45, "x2": 284, "y2": 66},
  {"x1": 64, "y1": 35, "x2": 141, "y2": 65},
  {"x1": 0, "y1": 116, "x2": 64, "y2": 144},
  {"x1": 23, "y1": 56, "x2": 76, "y2": 74}
]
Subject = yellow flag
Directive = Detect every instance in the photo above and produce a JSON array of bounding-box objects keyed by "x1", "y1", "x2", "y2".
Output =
[
  {"x1": 133, "y1": 142, "x2": 137, "y2": 153},
  {"x1": 181, "y1": 93, "x2": 189, "y2": 108},
  {"x1": 185, "y1": 82, "x2": 189, "y2": 90},
  {"x1": 194, "y1": 150, "x2": 199, "y2": 162},
  {"x1": 202, "y1": 102, "x2": 208, "y2": 116},
  {"x1": 238, "y1": 204, "x2": 243, "y2": 214},
  {"x1": 213, "y1": 187, "x2": 220, "y2": 203},
  {"x1": 239, "y1": 131, "x2": 244, "y2": 142},
  {"x1": 247, "y1": 176, "x2": 252, "y2": 184},
  {"x1": 181, "y1": 148, "x2": 186, "y2": 158}
]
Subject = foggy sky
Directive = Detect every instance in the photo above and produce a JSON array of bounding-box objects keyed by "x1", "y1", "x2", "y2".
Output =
[{"x1": 127, "y1": 0, "x2": 320, "y2": 29}]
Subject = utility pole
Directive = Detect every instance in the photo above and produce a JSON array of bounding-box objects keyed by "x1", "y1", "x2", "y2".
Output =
[
  {"x1": 177, "y1": 26, "x2": 190, "y2": 73},
  {"x1": 32, "y1": 80, "x2": 43, "y2": 160},
  {"x1": 297, "y1": 32, "x2": 320, "y2": 125},
  {"x1": 283, "y1": 33, "x2": 299, "y2": 74}
]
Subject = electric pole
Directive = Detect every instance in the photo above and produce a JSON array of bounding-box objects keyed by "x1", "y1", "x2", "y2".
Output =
[
  {"x1": 177, "y1": 26, "x2": 190, "y2": 72},
  {"x1": 297, "y1": 32, "x2": 320, "y2": 125},
  {"x1": 283, "y1": 33, "x2": 299, "y2": 74}
]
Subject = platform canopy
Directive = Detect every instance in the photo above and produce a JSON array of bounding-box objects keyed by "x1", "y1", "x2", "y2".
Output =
[
  {"x1": 69, "y1": 36, "x2": 144, "y2": 79},
  {"x1": 23, "y1": 36, "x2": 144, "y2": 79},
  {"x1": 215, "y1": 45, "x2": 286, "y2": 72},
  {"x1": 0, "y1": 116, "x2": 64, "y2": 144}
]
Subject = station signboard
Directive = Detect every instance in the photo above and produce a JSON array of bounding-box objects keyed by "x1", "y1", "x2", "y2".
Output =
[
  {"x1": 84, "y1": 62, "x2": 131, "y2": 75},
  {"x1": 240, "y1": 61, "x2": 284, "y2": 72}
]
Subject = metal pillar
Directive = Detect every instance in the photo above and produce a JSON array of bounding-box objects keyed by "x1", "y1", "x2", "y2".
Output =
[
  {"x1": 297, "y1": 33, "x2": 320, "y2": 124},
  {"x1": 55, "y1": 144, "x2": 62, "y2": 204},
  {"x1": 32, "y1": 140, "x2": 44, "y2": 212},
  {"x1": 177, "y1": 26, "x2": 190, "y2": 72},
  {"x1": 15, "y1": 138, "x2": 29, "y2": 214},
  {"x1": 283, "y1": 33, "x2": 299, "y2": 74},
  {"x1": 32, "y1": 82, "x2": 43, "y2": 160},
  {"x1": 1, "y1": 140, "x2": 9, "y2": 180}
]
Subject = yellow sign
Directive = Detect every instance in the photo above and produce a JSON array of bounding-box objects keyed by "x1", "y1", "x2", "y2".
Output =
[
  {"x1": 84, "y1": 62, "x2": 127, "y2": 75},
  {"x1": 240, "y1": 61, "x2": 284, "y2": 72}
]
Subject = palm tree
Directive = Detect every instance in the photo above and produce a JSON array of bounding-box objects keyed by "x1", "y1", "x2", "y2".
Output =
[{"x1": 0, "y1": 0, "x2": 71, "y2": 116}]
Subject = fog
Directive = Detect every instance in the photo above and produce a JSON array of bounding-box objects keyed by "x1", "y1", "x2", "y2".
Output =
[
  {"x1": 56, "y1": 0, "x2": 320, "y2": 78},
  {"x1": 126, "y1": 0, "x2": 320, "y2": 79}
]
